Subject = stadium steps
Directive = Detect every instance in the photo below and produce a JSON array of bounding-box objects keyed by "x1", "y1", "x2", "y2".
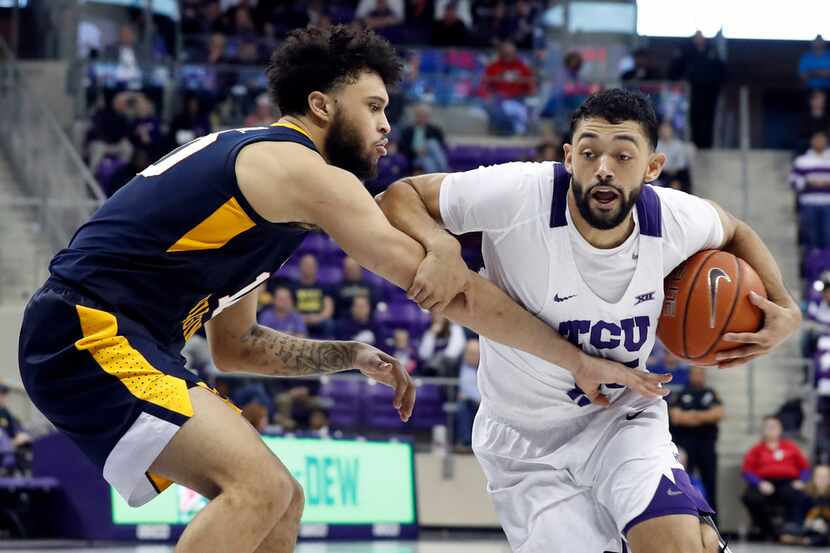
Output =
[
  {"x1": 690, "y1": 149, "x2": 805, "y2": 532},
  {"x1": 0, "y1": 152, "x2": 49, "y2": 304}
]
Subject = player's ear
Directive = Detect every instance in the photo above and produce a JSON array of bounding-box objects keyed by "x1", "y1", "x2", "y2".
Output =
[
  {"x1": 307, "y1": 91, "x2": 332, "y2": 124},
  {"x1": 645, "y1": 151, "x2": 667, "y2": 183},
  {"x1": 562, "y1": 143, "x2": 573, "y2": 173}
]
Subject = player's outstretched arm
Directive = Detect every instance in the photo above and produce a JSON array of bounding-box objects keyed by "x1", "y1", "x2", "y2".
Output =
[
  {"x1": 206, "y1": 291, "x2": 416, "y2": 421},
  {"x1": 705, "y1": 201, "x2": 802, "y2": 368},
  {"x1": 290, "y1": 164, "x2": 670, "y2": 403}
]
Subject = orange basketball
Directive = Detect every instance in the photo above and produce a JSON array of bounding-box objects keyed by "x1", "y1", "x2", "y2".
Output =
[{"x1": 657, "y1": 250, "x2": 766, "y2": 366}]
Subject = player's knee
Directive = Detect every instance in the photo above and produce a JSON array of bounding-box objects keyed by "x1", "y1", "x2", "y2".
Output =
[{"x1": 231, "y1": 462, "x2": 296, "y2": 521}]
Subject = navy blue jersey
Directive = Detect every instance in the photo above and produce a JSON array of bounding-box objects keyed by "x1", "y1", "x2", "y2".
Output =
[{"x1": 49, "y1": 124, "x2": 314, "y2": 348}]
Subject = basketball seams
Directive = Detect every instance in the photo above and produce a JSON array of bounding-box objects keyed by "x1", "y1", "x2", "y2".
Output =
[{"x1": 681, "y1": 249, "x2": 718, "y2": 360}]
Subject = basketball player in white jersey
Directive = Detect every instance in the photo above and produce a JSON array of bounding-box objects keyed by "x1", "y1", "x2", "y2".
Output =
[{"x1": 377, "y1": 89, "x2": 801, "y2": 553}]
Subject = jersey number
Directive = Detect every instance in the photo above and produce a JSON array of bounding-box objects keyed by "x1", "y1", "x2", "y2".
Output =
[{"x1": 140, "y1": 127, "x2": 268, "y2": 177}]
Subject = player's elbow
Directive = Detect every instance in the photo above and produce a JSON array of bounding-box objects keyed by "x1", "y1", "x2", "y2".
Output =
[
  {"x1": 375, "y1": 179, "x2": 410, "y2": 215},
  {"x1": 208, "y1": 334, "x2": 247, "y2": 373}
]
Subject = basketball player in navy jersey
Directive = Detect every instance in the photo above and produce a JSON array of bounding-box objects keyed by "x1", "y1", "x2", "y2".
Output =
[
  {"x1": 378, "y1": 89, "x2": 801, "y2": 552},
  {"x1": 18, "y1": 28, "x2": 669, "y2": 553}
]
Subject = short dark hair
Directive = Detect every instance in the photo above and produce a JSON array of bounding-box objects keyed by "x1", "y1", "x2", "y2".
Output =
[
  {"x1": 569, "y1": 88, "x2": 659, "y2": 150},
  {"x1": 266, "y1": 25, "x2": 403, "y2": 117}
]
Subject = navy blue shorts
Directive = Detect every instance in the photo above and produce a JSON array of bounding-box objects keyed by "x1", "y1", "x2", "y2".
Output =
[{"x1": 18, "y1": 280, "x2": 226, "y2": 506}]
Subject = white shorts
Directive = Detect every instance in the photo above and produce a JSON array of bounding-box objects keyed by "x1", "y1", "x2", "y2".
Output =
[{"x1": 472, "y1": 389, "x2": 713, "y2": 553}]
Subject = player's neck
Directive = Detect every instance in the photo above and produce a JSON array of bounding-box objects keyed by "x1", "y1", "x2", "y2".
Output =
[
  {"x1": 566, "y1": 189, "x2": 635, "y2": 249},
  {"x1": 278, "y1": 115, "x2": 329, "y2": 161}
]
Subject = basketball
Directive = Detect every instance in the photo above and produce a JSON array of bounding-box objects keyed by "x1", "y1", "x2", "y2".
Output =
[{"x1": 657, "y1": 250, "x2": 767, "y2": 366}]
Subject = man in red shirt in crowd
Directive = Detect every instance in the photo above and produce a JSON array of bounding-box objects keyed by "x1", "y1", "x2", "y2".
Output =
[
  {"x1": 480, "y1": 41, "x2": 535, "y2": 135},
  {"x1": 741, "y1": 415, "x2": 811, "y2": 541},
  {"x1": 482, "y1": 41, "x2": 535, "y2": 99}
]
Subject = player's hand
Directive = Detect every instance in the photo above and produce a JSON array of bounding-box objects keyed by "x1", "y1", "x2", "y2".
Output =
[
  {"x1": 573, "y1": 352, "x2": 672, "y2": 407},
  {"x1": 353, "y1": 343, "x2": 416, "y2": 422},
  {"x1": 715, "y1": 292, "x2": 802, "y2": 368},
  {"x1": 758, "y1": 480, "x2": 775, "y2": 495},
  {"x1": 408, "y1": 237, "x2": 471, "y2": 313}
]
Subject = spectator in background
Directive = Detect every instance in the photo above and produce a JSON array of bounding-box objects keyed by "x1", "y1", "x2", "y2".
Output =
[
  {"x1": 170, "y1": 95, "x2": 212, "y2": 147},
  {"x1": 656, "y1": 121, "x2": 695, "y2": 193},
  {"x1": 334, "y1": 257, "x2": 376, "y2": 318},
  {"x1": 669, "y1": 366, "x2": 724, "y2": 511},
  {"x1": 670, "y1": 31, "x2": 726, "y2": 149},
  {"x1": 431, "y1": 1, "x2": 471, "y2": 47},
  {"x1": 533, "y1": 139, "x2": 562, "y2": 162},
  {"x1": 0, "y1": 384, "x2": 31, "y2": 451},
  {"x1": 126, "y1": 92, "x2": 164, "y2": 165},
  {"x1": 236, "y1": 37, "x2": 264, "y2": 64},
  {"x1": 86, "y1": 93, "x2": 133, "y2": 176},
  {"x1": 472, "y1": 1, "x2": 516, "y2": 47},
  {"x1": 481, "y1": 41, "x2": 535, "y2": 135},
  {"x1": 418, "y1": 314, "x2": 466, "y2": 376},
  {"x1": 335, "y1": 295, "x2": 379, "y2": 345},
  {"x1": 803, "y1": 277, "x2": 830, "y2": 359},
  {"x1": 791, "y1": 130, "x2": 830, "y2": 249},
  {"x1": 294, "y1": 254, "x2": 335, "y2": 338},
  {"x1": 309, "y1": 408, "x2": 330, "y2": 436},
  {"x1": 258, "y1": 286, "x2": 307, "y2": 337},
  {"x1": 780, "y1": 464, "x2": 830, "y2": 547},
  {"x1": 390, "y1": 328, "x2": 418, "y2": 374},
  {"x1": 240, "y1": 401, "x2": 269, "y2": 433},
  {"x1": 742, "y1": 415, "x2": 811, "y2": 542},
  {"x1": 227, "y1": 2, "x2": 258, "y2": 38},
  {"x1": 244, "y1": 93, "x2": 275, "y2": 127},
  {"x1": 206, "y1": 32, "x2": 231, "y2": 64},
  {"x1": 103, "y1": 23, "x2": 142, "y2": 84},
  {"x1": 510, "y1": 0, "x2": 537, "y2": 50},
  {"x1": 801, "y1": 35, "x2": 830, "y2": 92},
  {"x1": 621, "y1": 48, "x2": 660, "y2": 82},
  {"x1": 400, "y1": 103, "x2": 449, "y2": 173},
  {"x1": 677, "y1": 447, "x2": 709, "y2": 501},
  {"x1": 436, "y1": 0, "x2": 473, "y2": 27},
  {"x1": 800, "y1": 90, "x2": 830, "y2": 152},
  {"x1": 455, "y1": 338, "x2": 480, "y2": 448},
  {"x1": 356, "y1": 0, "x2": 405, "y2": 31}
]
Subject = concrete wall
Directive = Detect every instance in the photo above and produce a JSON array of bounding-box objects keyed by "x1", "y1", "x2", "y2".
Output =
[{"x1": 18, "y1": 60, "x2": 74, "y2": 131}]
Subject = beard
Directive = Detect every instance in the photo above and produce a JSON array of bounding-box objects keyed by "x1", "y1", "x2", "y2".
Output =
[
  {"x1": 324, "y1": 110, "x2": 377, "y2": 181},
  {"x1": 571, "y1": 176, "x2": 641, "y2": 230}
]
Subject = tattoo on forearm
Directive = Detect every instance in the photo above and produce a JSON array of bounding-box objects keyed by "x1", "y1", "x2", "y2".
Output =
[{"x1": 239, "y1": 325, "x2": 357, "y2": 376}]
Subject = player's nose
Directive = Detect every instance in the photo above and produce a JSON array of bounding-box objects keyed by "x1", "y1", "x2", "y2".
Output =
[
  {"x1": 378, "y1": 113, "x2": 391, "y2": 136},
  {"x1": 595, "y1": 154, "x2": 614, "y2": 180}
]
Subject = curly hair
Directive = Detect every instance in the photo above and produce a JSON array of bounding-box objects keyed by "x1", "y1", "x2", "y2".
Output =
[
  {"x1": 266, "y1": 25, "x2": 403, "y2": 117},
  {"x1": 569, "y1": 88, "x2": 659, "y2": 150}
]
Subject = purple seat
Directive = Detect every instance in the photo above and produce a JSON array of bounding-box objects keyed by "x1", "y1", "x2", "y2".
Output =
[
  {"x1": 319, "y1": 378, "x2": 364, "y2": 399},
  {"x1": 803, "y1": 248, "x2": 830, "y2": 282},
  {"x1": 296, "y1": 233, "x2": 329, "y2": 256}
]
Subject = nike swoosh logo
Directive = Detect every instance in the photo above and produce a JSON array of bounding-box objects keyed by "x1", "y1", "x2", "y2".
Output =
[
  {"x1": 707, "y1": 267, "x2": 732, "y2": 329},
  {"x1": 625, "y1": 409, "x2": 645, "y2": 420},
  {"x1": 554, "y1": 293, "x2": 577, "y2": 303},
  {"x1": 667, "y1": 489, "x2": 684, "y2": 496}
]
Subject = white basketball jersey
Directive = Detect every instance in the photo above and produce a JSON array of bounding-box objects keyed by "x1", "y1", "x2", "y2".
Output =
[{"x1": 439, "y1": 161, "x2": 724, "y2": 434}]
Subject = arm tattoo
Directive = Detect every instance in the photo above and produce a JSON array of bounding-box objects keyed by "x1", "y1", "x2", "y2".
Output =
[{"x1": 238, "y1": 325, "x2": 358, "y2": 376}]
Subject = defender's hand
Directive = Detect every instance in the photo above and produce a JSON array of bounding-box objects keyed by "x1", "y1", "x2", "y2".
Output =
[
  {"x1": 408, "y1": 237, "x2": 471, "y2": 313},
  {"x1": 353, "y1": 343, "x2": 415, "y2": 422}
]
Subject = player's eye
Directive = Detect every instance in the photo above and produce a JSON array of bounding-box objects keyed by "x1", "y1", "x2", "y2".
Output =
[
  {"x1": 618, "y1": 153, "x2": 632, "y2": 162},
  {"x1": 370, "y1": 104, "x2": 381, "y2": 112},
  {"x1": 581, "y1": 151, "x2": 595, "y2": 160}
]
